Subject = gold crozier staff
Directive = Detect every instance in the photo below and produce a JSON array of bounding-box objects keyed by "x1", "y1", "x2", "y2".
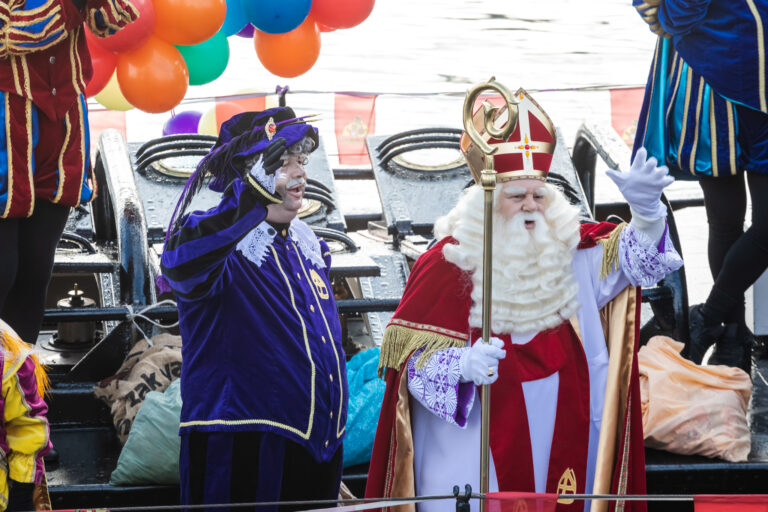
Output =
[{"x1": 461, "y1": 78, "x2": 520, "y2": 512}]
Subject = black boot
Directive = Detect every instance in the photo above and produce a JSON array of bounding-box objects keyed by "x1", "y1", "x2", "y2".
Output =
[
  {"x1": 710, "y1": 322, "x2": 753, "y2": 374},
  {"x1": 684, "y1": 304, "x2": 725, "y2": 364}
]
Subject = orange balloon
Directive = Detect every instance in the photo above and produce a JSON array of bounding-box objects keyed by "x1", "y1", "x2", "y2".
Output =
[
  {"x1": 153, "y1": 0, "x2": 226, "y2": 46},
  {"x1": 116, "y1": 35, "x2": 189, "y2": 113},
  {"x1": 254, "y1": 17, "x2": 320, "y2": 78}
]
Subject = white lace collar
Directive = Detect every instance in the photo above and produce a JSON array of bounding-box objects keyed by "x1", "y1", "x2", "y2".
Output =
[{"x1": 236, "y1": 218, "x2": 325, "y2": 269}]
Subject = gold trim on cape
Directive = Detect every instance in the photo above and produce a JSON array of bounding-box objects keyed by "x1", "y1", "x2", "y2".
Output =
[
  {"x1": 590, "y1": 285, "x2": 638, "y2": 512},
  {"x1": 378, "y1": 324, "x2": 466, "y2": 377},
  {"x1": 387, "y1": 369, "x2": 416, "y2": 512}
]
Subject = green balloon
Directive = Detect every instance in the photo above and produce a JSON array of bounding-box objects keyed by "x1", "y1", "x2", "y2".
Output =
[{"x1": 176, "y1": 31, "x2": 230, "y2": 86}]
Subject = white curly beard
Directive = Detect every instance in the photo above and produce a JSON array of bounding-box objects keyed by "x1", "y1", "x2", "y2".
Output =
[{"x1": 436, "y1": 184, "x2": 582, "y2": 335}]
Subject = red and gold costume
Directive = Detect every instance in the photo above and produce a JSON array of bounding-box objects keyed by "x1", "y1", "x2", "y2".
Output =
[
  {"x1": 365, "y1": 90, "x2": 681, "y2": 512},
  {"x1": 0, "y1": 0, "x2": 138, "y2": 218}
]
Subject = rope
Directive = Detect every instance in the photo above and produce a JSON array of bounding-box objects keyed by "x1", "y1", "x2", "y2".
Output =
[
  {"x1": 125, "y1": 300, "x2": 180, "y2": 347},
  {"x1": 24, "y1": 492, "x2": 768, "y2": 512},
  {"x1": 87, "y1": 84, "x2": 646, "y2": 112}
]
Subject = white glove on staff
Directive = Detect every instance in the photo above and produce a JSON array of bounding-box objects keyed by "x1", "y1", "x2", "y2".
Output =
[
  {"x1": 459, "y1": 337, "x2": 506, "y2": 386},
  {"x1": 606, "y1": 147, "x2": 674, "y2": 220}
]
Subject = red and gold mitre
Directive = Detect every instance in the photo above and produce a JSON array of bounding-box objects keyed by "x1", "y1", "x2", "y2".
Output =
[{"x1": 460, "y1": 88, "x2": 557, "y2": 183}]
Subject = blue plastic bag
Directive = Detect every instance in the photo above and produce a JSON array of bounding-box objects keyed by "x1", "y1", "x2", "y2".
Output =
[{"x1": 343, "y1": 347, "x2": 386, "y2": 468}]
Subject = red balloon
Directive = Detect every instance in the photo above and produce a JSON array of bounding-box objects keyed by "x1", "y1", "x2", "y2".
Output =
[
  {"x1": 254, "y1": 17, "x2": 320, "y2": 78},
  {"x1": 84, "y1": 29, "x2": 118, "y2": 97},
  {"x1": 91, "y1": 0, "x2": 155, "y2": 53},
  {"x1": 116, "y1": 35, "x2": 189, "y2": 113},
  {"x1": 153, "y1": 0, "x2": 227, "y2": 46},
  {"x1": 317, "y1": 22, "x2": 336, "y2": 33},
  {"x1": 310, "y1": 0, "x2": 374, "y2": 29}
]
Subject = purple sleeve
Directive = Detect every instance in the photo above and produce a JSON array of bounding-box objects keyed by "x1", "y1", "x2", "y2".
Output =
[
  {"x1": 160, "y1": 178, "x2": 267, "y2": 300},
  {"x1": 619, "y1": 220, "x2": 684, "y2": 287},
  {"x1": 406, "y1": 347, "x2": 475, "y2": 428},
  {"x1": 5, "y1": 356, "x2": 52, "y2": 484}
]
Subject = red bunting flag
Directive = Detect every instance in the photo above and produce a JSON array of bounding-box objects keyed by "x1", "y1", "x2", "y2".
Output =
[
  {"x1": 334, "y1": 93, "x2": 376, "y2": 165},
  {"x1": 485, "y1": 492, "x2": 558, "y2": 512},
  {"x1": 609, "y1": 87, "x2": 645, "y2": 148},
  {"x1": 87, "y1": 109, "x2": 127, "y2": 155},
  {"x1": 694, "y1": 495, "x2": 768, "y2": 511}
]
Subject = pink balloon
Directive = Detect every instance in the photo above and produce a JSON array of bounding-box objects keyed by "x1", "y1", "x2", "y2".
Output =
[
  {"x1": 84, "y1": 29, "x2": 118, "y2": 97},
  {"x1": 92, "y1": 0, "x2": 155, "y2": 53}
]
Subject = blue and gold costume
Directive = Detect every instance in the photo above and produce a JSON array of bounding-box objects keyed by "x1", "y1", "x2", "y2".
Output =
[{"x1": 633, "y1": 0, "x2": 768, "y2": 177}]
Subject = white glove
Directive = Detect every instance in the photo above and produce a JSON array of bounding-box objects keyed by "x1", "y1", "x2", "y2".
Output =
[
  {"x1": 606, "y1": 147, "x2": 674, "y2": 219},
  {"x1": 246, "y1": 136, "x2": 287, "y2": 197},
  {"x1": 459, "y1": 337, "x2": 506, "y2": 386},
  {"x1": 248, "y1": 155, "x2": 277, "y2": 195}
]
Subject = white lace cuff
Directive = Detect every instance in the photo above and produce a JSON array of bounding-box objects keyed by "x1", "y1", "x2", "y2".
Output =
[
  {"x1": 619, "y1": 222, "x2": 683, "y2": 287},
  {"x1": 407, "y1": 347, "x2": 475, "y2": 428}
]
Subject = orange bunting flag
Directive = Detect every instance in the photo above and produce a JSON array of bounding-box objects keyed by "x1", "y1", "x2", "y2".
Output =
[
  {"x1": 485, "y1": 492, "x2": 558, "y2": 512},
  {"x1": 694, "y1": 495, "x2": 768, "y2": 511},
  {"x1": 334, "y1": 93, "x2": 376, "y2": 165}
]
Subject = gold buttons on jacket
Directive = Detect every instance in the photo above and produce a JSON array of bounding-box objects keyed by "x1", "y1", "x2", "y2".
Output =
[
  {"x1": 325, "y1": 440, "x2": 329, "y2": 448},
  {"x1": 321, "y1": 335, "x2": 326, "y2": 343},
  {"x1": 329, "y1": 374, "x2": 333, "y2": 382},
  {"x1": 310, "y1": 305, "x2": 315, "y2": 312},
  {"x1": 296, "y1": 272, "x2": 301, "y2": 280}
]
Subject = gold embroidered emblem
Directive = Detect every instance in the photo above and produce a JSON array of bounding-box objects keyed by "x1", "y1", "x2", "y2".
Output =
[
  {"x1": 512, "y1": 499, "x2": 528, "y2": 512},
  {"x1": 310, "y1": 269, "x2": 329, "y2": 299},
  {"x1": 556, "y1": 467, "x2": 577, "y2": 504}
]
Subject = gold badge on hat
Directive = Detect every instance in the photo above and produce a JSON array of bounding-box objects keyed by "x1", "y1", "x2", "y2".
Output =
[
  {"x1": 556, "y1": 467, "x2": 577, "y2": 504},
  {"x1": 265, "y1": 117, "x2": 277, "y2": 140}
]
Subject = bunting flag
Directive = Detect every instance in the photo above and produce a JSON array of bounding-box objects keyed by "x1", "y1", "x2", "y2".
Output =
[
  {"x1": 334, "y1": 94, "x2": 376, "y2": 165},
  {"x1": 485, "y1": 492, "x2": 558, "y2": 512},
  {"x1": 694, "y1": 495, "x2": 768, "y2": 511},
  {"x1": 609, "y1": 87, "x2": 645, "y2": 147},
  {"x1": 87, "y1": 88, "x2": 651, "y2": 164},
  {"x1": 88, "y1": 109, "x2": 126, "y2": 153}
]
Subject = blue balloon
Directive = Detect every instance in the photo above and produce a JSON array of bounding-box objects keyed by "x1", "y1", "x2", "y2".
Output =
[
  {"x1": 221, "y1": 0, "x2": 249, "y2": 37},
  {"x1": 242, "y1": 0, "x2": 311, "y2": 35},
  {"x1": 163, "y1": 111, "x2": 203, "y2": 136}
]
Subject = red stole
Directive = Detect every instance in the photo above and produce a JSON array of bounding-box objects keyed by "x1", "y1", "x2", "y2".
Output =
[{"x1": 479, "y1": 322, "x2": 589, "y2": 510}]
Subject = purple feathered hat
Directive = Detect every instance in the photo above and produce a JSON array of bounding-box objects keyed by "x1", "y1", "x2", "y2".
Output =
[{"x1": 166, "y1": 106, "x2": 319, "y2": 237}]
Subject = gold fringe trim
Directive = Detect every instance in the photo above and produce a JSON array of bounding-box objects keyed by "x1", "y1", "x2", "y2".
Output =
[
  {"x1": 0, "y1": 323, "x2": 49, "y2": 397},
  {"x1": 378, "y1": 324, "x2": 466, "y2": 378},
  {"x1": 598, "y1": 222, "x2": 627, "y2": 281}
]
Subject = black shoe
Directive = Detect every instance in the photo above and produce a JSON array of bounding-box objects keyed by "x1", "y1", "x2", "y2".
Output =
[
  {"x1": 684, "y1": 304, "x2": 724, "y2": 364},
  {"x1": 710, "y1": 322, "x2": 753, "y2": 374}
]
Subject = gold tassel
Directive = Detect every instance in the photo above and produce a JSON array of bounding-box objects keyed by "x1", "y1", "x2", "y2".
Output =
[
  {"x1": 598, "y1": 222, "x2": 627, "y2": 281},
  {"x1": 378, "y1": 324, "x2": 466, "y2": 378}
]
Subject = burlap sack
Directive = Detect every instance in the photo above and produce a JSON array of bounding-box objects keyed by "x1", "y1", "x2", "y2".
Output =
[
  {"x1": 639, "y1": 336, "x2": 752, "y2": 462},
  {"x1": 93, "y1": 333, "x2": 182, "y2": 443}
]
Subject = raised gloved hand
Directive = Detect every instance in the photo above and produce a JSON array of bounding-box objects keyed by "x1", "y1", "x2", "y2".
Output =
[
  {"x1": 247, "y1": 137, "x2": 287, "y2": 196},
  {"x1": 606, "y1": 147, "x2": 674, "y2": 219},
  {"x1": 459, "y1": 337, "x2": 506, "y2": 386}
]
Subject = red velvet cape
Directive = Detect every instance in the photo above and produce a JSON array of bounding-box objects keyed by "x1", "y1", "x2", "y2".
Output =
[{"x1": 366, "y1": 222, "x2": 647, "y2": 512}]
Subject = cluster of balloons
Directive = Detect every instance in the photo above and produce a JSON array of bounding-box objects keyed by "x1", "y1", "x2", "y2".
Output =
[{"x1": 88, "y1": 0, "x2": 375, "y2": 114}]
